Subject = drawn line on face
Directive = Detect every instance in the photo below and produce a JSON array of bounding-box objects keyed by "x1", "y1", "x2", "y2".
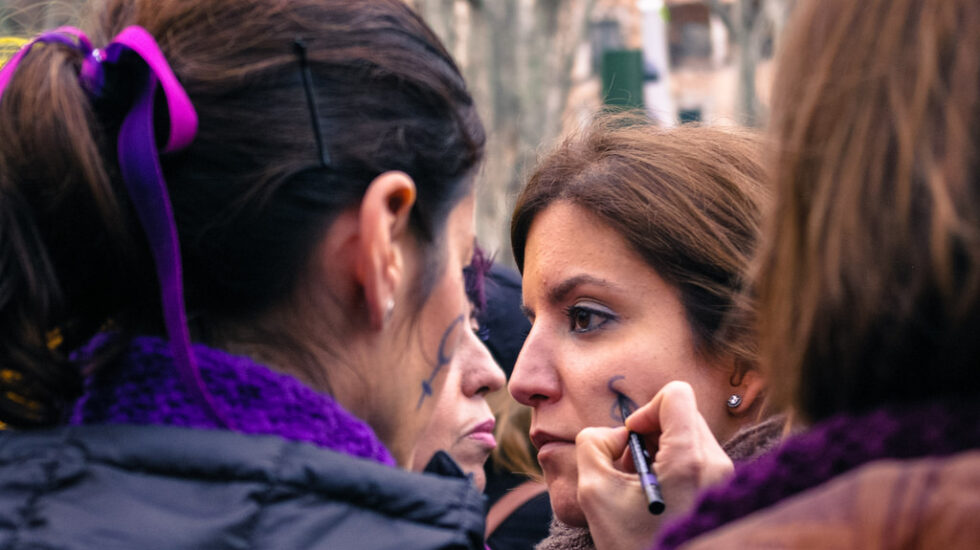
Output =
[
  {"x1": 417, "y1": 313, "x2": 466, "y2": 410},
  {"x1": 608, "y1": 375, "x2": 639, "y2": 423}
]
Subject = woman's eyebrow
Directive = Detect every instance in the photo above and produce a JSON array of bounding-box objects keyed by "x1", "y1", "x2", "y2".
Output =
[{"x1": 548, "y1": 274, "x2": 616, "y2": 304}]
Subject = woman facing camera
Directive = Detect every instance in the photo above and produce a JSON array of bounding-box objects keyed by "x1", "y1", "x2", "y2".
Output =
[{"x1": 508, "y1": 115, "x2": 774, "y2": 549}]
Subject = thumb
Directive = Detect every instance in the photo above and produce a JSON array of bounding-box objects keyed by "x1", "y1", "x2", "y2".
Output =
[
  {"x1": 576, "y1": 427, "x2": 634, "y2": 516},
  {"x1": 576, "y1": 425, "x2": 629, "y2": 467},
  {"x1": 576, "y1": 426, "x2": 664, "y2": 550}
]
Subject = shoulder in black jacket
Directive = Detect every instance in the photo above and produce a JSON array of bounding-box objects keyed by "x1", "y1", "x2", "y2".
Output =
[{"x1": 0, "y1": 424, "x2": 486, "y2": 549}]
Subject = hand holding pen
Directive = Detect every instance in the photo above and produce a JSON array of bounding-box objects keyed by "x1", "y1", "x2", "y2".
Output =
[
  {"x1": 617, "y1": 393, "x2": 666, "y2": 514},
  {"x1": 575, "y1": 381, "x2": 735, "y2": 550},
  {"x1": 619, "y1": 382, "x2": 735, "y2": 515}
]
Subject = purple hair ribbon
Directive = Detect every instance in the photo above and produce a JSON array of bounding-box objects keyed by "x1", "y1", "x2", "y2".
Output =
[{"x1": 0, "y1": 27, "x2": 230, "y2": 428}]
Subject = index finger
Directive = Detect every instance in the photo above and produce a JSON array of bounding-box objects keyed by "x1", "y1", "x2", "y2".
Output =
[{"x1": 625, "y1": 380, "x2": 700, "y2": 436}]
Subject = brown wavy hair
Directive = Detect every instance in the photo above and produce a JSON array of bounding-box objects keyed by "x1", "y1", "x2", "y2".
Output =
[
  {"x1": 757, "y1": 0, "x2": 980, "y2": 422},
  {"x1": 511, "y1": 113, "x2": 768, "y2": 375}
]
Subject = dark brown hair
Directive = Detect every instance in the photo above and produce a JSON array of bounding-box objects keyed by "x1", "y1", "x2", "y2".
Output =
[
  {"x1": 0, "y1": 0, "x2": 484, "y2": 427},
  {"x1": 511, "y1": 113, "x2": 768, "y2": 371},
  {"x1": 758, "y1": 0, "x2": 980, "y2": 422}
]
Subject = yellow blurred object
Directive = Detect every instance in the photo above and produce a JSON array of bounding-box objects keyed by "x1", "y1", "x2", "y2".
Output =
[
  {"x1": 5, "y1": 391, "x2": 42, "y2": 411},
  {"x1": 47, "y1": 327, "x2": 64, "y2": 350},
  {"x1": 0, "y1": 369, "x2": 23, "y2": 383},
  {"x1": 0, "y1": 37, "x2": 29, "y2": 68}
]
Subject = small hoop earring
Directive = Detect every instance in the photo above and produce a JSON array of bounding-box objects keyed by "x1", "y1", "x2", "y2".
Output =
[{"x1": 726, "y1": 394, "x2": 742, "y2": 409}]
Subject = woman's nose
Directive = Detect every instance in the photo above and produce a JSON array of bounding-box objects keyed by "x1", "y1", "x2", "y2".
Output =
[
  {"x1": 508, "y1": 323, "x2": 560, "y2": 407},
  {"x1": 460, "y1": 329, "x2": 506, "y2": 397}
]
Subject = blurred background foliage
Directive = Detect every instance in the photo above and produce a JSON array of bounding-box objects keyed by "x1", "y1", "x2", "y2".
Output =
[{"x1": 1, "y1": 0, "x2": 796, "y2": 264}]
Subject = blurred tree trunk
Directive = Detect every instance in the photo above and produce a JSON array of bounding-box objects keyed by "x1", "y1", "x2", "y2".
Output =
[
  {"x1": 706, "y1": 0, "x2": 794, "y2": 127},
  {"x1": 413, "y1": 0, "x2": 594, "y2": 265}
]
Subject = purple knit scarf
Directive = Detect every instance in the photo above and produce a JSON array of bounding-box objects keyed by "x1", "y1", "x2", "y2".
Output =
[
  {"x1": 71, "y1": 335, "x2": 396, "y2": 466},
  {"x1": 656, "y1": 398, "x2": 980, "y2": 550}
]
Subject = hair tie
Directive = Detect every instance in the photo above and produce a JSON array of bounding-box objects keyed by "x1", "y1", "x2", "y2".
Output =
[
  {"x1": 0, "y1": 27, "x2": 229, "y2": 429},
  {"x1": 79, "y1": 46, "x2": 105, "y2": 96}
]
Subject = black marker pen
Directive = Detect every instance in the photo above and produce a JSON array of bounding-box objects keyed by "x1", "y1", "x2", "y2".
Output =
[{"x1": 617, "y1": 394, "x2": 666, "y2": 515}]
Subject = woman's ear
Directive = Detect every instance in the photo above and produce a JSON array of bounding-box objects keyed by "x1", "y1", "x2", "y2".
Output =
[
  {"x1": 727, "y1": 365, "x2": 766, "y2": 417},
  {"x1": 357, "y1": 171, "x2": 416, "y2": 330}
]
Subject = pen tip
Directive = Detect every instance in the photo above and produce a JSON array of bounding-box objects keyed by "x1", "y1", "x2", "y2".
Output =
[{"x1": 616, "y1": 393, "x2": 631, "y2": 421}]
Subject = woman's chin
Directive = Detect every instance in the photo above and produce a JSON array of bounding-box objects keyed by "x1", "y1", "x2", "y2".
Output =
[{"x1": 545, "y1": 476, "x2": 589, "y2": 527}]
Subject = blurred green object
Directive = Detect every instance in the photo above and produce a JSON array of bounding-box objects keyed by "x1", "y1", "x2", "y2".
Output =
[
  {"x1": 679, "y1": 107, "x2": 703, "y2": 124},
  {"x1": 601, "y1": 49, "x2": 644, "y2": 109}
]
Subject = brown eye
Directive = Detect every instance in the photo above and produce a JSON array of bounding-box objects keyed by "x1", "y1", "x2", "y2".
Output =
[{"x1": 566, "y1": 304, "x2": 615, "y2": 334}]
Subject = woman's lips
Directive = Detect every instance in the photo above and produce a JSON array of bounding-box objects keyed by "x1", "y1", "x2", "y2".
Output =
[
  {"x1": 466, "y1": 418, "x2": 497, "y2": 448},
  {"x1": 530, "y1": 430, "x2": 575, "y2": 460}
]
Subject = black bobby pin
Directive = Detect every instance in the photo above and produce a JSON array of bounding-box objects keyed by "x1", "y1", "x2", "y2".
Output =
[{"x1": 293, "y1": 39, "x2": 330, "y2": 168}]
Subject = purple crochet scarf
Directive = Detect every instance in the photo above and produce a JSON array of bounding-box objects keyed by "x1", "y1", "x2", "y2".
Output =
[
  {"x1": 71, "y1": 335, "x2": 396, "y2": 466},
  {"x1": 656, "y1": 398, "x2": 980, "y2": 550}
]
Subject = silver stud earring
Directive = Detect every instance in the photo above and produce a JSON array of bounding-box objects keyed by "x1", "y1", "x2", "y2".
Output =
[
  {"x1": 726, "y1": 394, "x2": 742, "y2": 409},
  {"x1": 384, "y1": 298, "x2": 395, "y2": 321}
]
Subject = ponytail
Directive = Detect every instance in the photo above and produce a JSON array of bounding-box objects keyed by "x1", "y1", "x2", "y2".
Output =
[
  {"x1": 0, "y1": 37, "x2": 138, "y2": 427},
  {"x1": 0, "y1": 0, "x2": 488, "y2": 427}
]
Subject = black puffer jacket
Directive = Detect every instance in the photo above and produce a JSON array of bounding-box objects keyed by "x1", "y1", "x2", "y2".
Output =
[{"x1": 0, "y1": 424, "x2": 486, "y2": 549}]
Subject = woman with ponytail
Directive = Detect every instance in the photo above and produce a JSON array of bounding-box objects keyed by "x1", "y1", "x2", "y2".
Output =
[{"x1": 0, "y1": 1, "x2": 488, "y2": 548}]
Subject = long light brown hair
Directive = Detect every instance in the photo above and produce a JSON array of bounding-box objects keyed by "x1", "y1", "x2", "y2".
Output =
[{"x1": 758, "y1": 0, "x2": 980, "y2": 422}]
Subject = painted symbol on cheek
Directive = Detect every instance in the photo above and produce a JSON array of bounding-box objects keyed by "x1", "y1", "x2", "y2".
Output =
[
  {"x1": 417, "y1": 314, "x2": 466, "y2": 409},
  {"x1": 608, "y1": 375, "x2": 639, "y2": 423}
]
